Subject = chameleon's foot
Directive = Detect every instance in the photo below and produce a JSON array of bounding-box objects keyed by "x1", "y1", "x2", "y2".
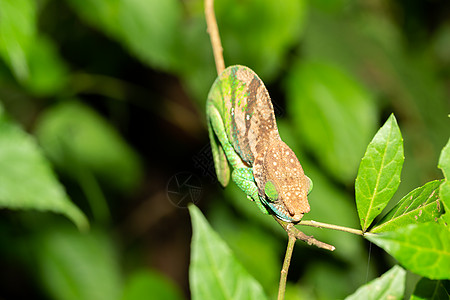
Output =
[{"x1": 232, "y1": 168, "x2": 270, "y2": 215}]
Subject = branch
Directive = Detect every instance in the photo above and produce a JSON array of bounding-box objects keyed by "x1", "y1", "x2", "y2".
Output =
[
  {"x1": 273, "y1": 216, "x2": 335, "y2": 251},
  {"x1": 205, "y1": 0, "x2": 225, "y2": 75},
  {"x1": 298, "y1": 220, "x2": 364, "y2": 236},
  {"x1": 277, "y1": 233, "x2": 296, "y2": 300}
]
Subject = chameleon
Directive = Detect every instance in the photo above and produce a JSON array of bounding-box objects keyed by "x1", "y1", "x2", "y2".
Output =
[{"x1": 206, "y1": 65, "x2": 312, "y2": 222}]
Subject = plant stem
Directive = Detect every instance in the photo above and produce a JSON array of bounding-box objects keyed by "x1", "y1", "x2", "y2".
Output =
[
  {"x1": 273, "y1": 216, "x2": 335, "y2": 251},
  {"x1": 278, "y1": 231, "x2": 296, "y2": 300},
  {"x1": 205, "y1": 0, "x2": 225, "y2": 75},
  {"x1": 298, "y1": 220, "x2": 364, "y2": 236}
]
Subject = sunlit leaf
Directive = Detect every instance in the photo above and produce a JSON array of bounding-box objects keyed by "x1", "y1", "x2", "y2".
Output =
[
  {"x1": 345, "y1": 265, "x2": 406, "y2": 300},
  {"x1": 286, "y1": 60, "x2": 377, "y2": 184},
  {"x1": 35, "y1": 100, "x2": 142, "y2": 193},
  {"x1": 0, "y1": 105, "x2": 88, "y2": 230},
  {"x1": 189, "y1": 204, "x2": 267, "y2": 300},
  {"x1": 121, "y1": 270, "x2": 183, "y2": 300},
  {"x1": 371, "y1": 180, "x2": 443, "y2": 233},
  {"x1": 367, "y1": 223, "x2": 450, "y2": 279},
  {"x1": 355, "y1": 114, "x2": 404, "y2": 231},
  {"x1": 36, "y1": 227, "x2": 122, "y2": 300},
  {"x1": 410, "y1": 277, "x2": 450, "y2": 300}
]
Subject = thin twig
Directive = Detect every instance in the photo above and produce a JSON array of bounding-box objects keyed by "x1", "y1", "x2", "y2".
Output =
[
  {"x1": 298, "y1": 220, "x2": 364, "y2": 236},
  {"x1": 205, "y1": 0, "x2": 225, "y2": 75},
  {"x1": 273, "y1": 216, "x2": 335, "y2": 251},
  {"x1": 278, "y1": 231, "x2": 296, "y2": 300}
]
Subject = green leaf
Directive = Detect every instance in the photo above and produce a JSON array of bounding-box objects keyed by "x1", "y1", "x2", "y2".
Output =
[
  {"x1": 410, "y1": 277, "x2": 450, "y2": 300},
  {"x1": 189, "y1": 205, "x2": 267, "y2": 300},
  {"x1": 345, "y1": 265, "x2": 406, "y2": 300},
  {"x1": 36, "y1": 227, "x2": 122, "y2": 300},
  {"x1": 355, "y1": 114, "x2": 404, "y2": 231},
  {"x1": 0, "y1": 106, "x2": 88, "y2": 230},
  {"x1": 286, "y1": 60, "x2": 377, "y2": 183},
  {"x1": 438, "y1": 138, "x2": 450, "y2": 226},
  {"x1": 366, "y1": 223, "x2": 450, "y2": 280},
  {"x1": 35, "y1": 101, "x2": 142, "y2": 193},
  {"x1": 121, "y1": 270, "x2": 183, "y2": 300},
  {"x1": 371, "y1": 180, "x2": 444, "y2": 233}
]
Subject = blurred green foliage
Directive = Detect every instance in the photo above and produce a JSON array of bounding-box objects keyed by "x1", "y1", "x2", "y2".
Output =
[
  {"x1": 0, "y1": 103, "x2": 88, "y2": 230},
  {"x1": 120, "y1": 270, "x2": 184, "y2": 300},
  {"x1": 0, "y1": 0, "x2": 449, "y2": 299},
  {"x1": 35, "y1": 227, "x2": 122, "y2": 300},
  {"x1": 35, "y1": 100, "x2": 142, "y2": 194}
]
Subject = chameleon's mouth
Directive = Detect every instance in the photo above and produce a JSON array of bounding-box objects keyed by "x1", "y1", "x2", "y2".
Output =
[{"x1": 265, "y1": 200, "x2": 301, "y2": 223}]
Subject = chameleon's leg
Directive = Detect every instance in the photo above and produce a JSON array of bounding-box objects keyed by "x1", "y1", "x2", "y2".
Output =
[
  {"x1": 232, "y1": 168, "x2": 270, "y2": 215},
  {"x1": 207, "y1": 105, "x2": 247, "y2": 170},
  {"x1": 207, "y1": 107, "x2": 230, "y2": 187}
]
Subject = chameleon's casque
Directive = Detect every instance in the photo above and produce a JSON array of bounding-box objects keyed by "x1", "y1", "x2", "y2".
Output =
[{"x1": 206, "y1": 65, "x2": 311, "y2": 222}]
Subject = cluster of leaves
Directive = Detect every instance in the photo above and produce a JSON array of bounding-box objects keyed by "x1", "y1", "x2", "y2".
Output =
[
  {"x1": 190, "y1": 115, "x2": 450, "y2": 299},
  {"x1": 357, "y1": 116, "x2": 449, "y2": 280},
  {"x1": 0, "y1": 0, "x2": 449, "y2": 299}
]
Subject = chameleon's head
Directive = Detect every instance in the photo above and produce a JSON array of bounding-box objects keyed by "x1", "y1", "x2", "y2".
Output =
[{"x1": 261, "y1": 140, "x2": 311, "y2": 222}]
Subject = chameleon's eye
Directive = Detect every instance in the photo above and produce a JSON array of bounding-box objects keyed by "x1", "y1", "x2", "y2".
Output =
[{"x1": 264, "y1": 180, "x2": 278, "y2": 202}]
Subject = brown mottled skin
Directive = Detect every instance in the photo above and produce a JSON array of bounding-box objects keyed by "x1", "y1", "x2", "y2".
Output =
[{"x1": 206, "y1": 65, "x2": 310, "y2": 222}]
